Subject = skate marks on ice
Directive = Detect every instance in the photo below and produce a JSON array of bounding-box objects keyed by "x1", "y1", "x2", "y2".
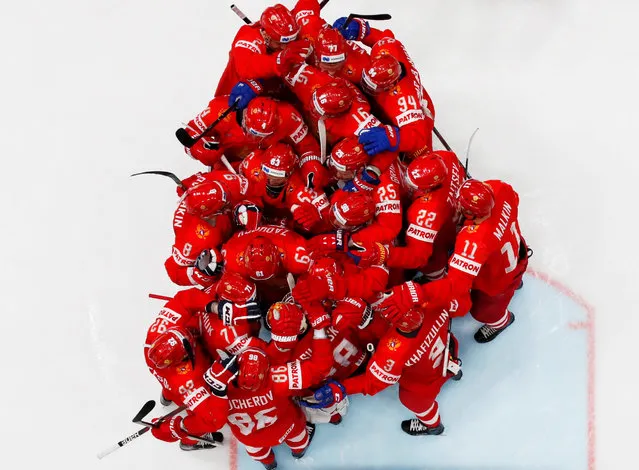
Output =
[{"x1": 236, "y1": 273, "x2": 591, "y2": 469}]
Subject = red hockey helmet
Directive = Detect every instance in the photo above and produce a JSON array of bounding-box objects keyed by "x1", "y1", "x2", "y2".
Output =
[
  {"x1": 216, "y1": 271, "x2": 257, "y2": 304},
  {"x1": 361, "y1": 54, "x2": 402, "y2": 94},
  {"x1": 315, "y1": 26, "x2": 347, "y2": 73},
  {"x1": 243, "y1": 97, "x2": 279, "y2": 140},
  {"x1": 457, "y1": 179, "x2": 495, "y2": 219},
  {"x1": 311, "y1": 81, "x2": 354, "y2": 117},
  {"x1": 147, "y1": 327, "x2": 194, "y2": 369},
  {"x1": 237, "y1": 347, "x2": 270, "y2": 391},
  {"x1": 244, "y1": 236, "x2": 281, "y2": 280},
  {"x1": 266, "y1": 302, "x2": 306, "y2": 350},
  {"x1": 404, "y1": 152, "x2": 449, "y2": 193},
  {"x1": 395, "y1": 307, "x2": 425, "y2": 333},
  {"x1": 328, "y1": 137, "x2": 369, "y2": 180},
  {"x1": 260, "y1": 4, "x2": 300, "y2": 48},
  {"x1": 261, "y1": 143, "x2": 298, "y2": 187},
  {"x1": 184, "y1": 180, "x2": 229, "y2": 218},
  {"x1": 328, "y1": 190, "x2": 375, "y2": 230}
]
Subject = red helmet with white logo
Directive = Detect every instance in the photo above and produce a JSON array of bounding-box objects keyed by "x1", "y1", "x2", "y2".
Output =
[
  {"x1": 457, "y1": 179, "x2": 495, "y2": 219},
  {"x1": 361, "y1": 54, "x2": 402, "y2": 94},
  {"x1": 316, "y1": 26, "x2": 347, "y2": 73},
  {"x1": 260, "y1": 4, "x2": 299, "y2": 48},
  {"x1": 311, "y1": 81, "x2": 354, "y2": 117},
  {"x1": 266, "y1": 302, "x2": 306, "y2": 350},
  {"x1": 147, "y1": 327, "x2": 194, "y2": 369},
  {"x1": 328, "y1": 137, "x2": 369, "y2": 180},
  {"x1": 261, "y1": 143, "x2": 298, "y2": 187},
  {"x1": 328, "y1": 190, "x2": 375, "y2": 230},
  {"x1": 243, "y1": 97, "x2": 279, "y2": 140},
  {"x1": 237, "y1": 347, "x2": 270, "y2": 391},
  {"x1": 244, "y1": 236, "x2": 281, "y2": 280},
  {"x1": 216, "y1": 271, "x2": 257, "y2": 304},
  {"x1": 184, "y1": 181, "x2": 229, "y2": 218},
  {"x1": 404, "y1": 152, "x2": 448, "y2": 193}
]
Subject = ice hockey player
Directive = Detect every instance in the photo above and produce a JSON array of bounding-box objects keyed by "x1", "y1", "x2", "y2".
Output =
[
  {"x1": 315, "y1": 299, "x2": 463, "y2": 436},
  {"x1": 223, "y1": 305, "x2": 335, "y2": 469},
  {"x1": 379, "y1": 179, "x2": 530, "y2": 343},
  {"x1": 145, "y1": 325, "x2": 228, "y2": 450},
  {"x1": 386, "y1": 151, "x2": 466, "y2": 280},
  {"x1": 216, "y1": 4, "x2": 312, "y2": 98},
  {"x1": 333, "y1": 18, "x2": 435, "y2": 158}
]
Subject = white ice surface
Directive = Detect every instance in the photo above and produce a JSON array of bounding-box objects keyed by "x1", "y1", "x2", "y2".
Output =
[{"x1": 1, "y1": 1, "x2": 637, "y2": 469}]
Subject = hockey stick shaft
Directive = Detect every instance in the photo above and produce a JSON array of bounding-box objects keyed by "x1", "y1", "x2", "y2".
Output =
[
  {"x1": 97, "y1": 404, "x2": 185, "y2": 459},
  {"x1": 149, "y1": 293, "x2": 172, "y2": 301},
  {"x1": 319, "y1": 0, "x2": 330, "y2": 9},
  {"x1": 230, "y1": 4, "x2": 252, "y2": 24},
  {"x1": 433, "y1": 126, "x2": 451, "y2": 151},
  {"x1": 176, "y1": 100, "x2": 239, "y2": 148}
]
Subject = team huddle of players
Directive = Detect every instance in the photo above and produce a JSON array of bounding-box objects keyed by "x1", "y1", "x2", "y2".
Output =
[{"x1": 141, "y1": 1, "x2": 530, "y2": 469}]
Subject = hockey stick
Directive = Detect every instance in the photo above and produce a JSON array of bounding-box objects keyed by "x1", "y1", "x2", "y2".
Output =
[
  {"x1": 131, "y1": 170, "x2": 186, "y2": 189},
  {"x1": 148, "y1": 293, "x2": 172, "y2": 301},
  {"x1": 433, "y1": 126, "x2": 451, "y2": 151},
  {"x1": 176, "y1": 99, "x2": 239, "y2": 148},
  {"x1": 463, "y1": 128, "x2": 479, "y2": 177},
  {"x1": 97, "y1": 401, "x2": 185, "y2": 459},
  {"x1": 230, "y1": 4, "x2": 251, "y2": 24},
  {"x1": 341, "y1": 13, "x2": 392, "y2": 30},
  {"x1": 319, "y1": 0, "x2": 330, "y2": 9}
]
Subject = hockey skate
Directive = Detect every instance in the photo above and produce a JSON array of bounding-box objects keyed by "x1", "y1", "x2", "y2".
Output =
[
  {"x1": 160, "y1": 392, "x2": 173, "y2": 407},
  {"x1": 474, "y1": 312, "x2": 515, "y2": 343},
  {"x1": 179, "y1": 432, "x2": 224, "y2": 451},
  {"x1": 401, "y1": 418, "x2": 444, "y2": 436},
  {"x1": 262, "y1": 461, "x2": 277, "y2": 470},
  {"x1": 292, "y1": 423, "x2": 316, "y2": 459}
]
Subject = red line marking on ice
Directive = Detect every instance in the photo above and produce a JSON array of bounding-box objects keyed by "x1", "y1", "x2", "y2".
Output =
[
  {"x1": 528, "y1": 268, "x2": 596, "y2": 470},
  {"x1": 227, "y1": 268, "x2": 597, "y2": 470},
  {"x1": 229, "y1": 435, "x2": 238, "y2": 470}
]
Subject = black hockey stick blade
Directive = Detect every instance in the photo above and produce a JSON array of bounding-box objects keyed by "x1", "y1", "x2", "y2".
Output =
[
  {"x1": 231, "y1": 4, "x2": 252, "y2": 24},
  {"x1": 130, "y1": 170, "x2": 186, "y2": 189},
  {"x1": 350, "y1": 13, "x2": 392, "y2": 21},
  {"x1": 132, "y1": 400, "x2": 156, "y2": 424},
  {"x1": 319, "y1": 0, "x2": 330, "y2": 9},
  {"x1": 176, "y1": 127, "x2": 196, "y2": 147}
]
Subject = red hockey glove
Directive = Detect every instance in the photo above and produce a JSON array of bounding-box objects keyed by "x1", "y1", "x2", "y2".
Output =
[
  {"x1": 293, "y1": 272, "x2": 345, "y2": 304},
  {"x1": 151, "y1": 415, "x2": 188, "y2": 442},
  {"x1": 275, "y1": 39, "x2": 312, "y2": 77},
  {"x1": 374, "y1": 281, "x2": 426, "y2": 324},
  {"x1": 299, "y1": 157, "x2": 330, "y2": 190},
  {"x1": 305, "y1": 302, "x2": 331, "y2": 329},
  {"x1": 203, "y1": 356, "x2": 239, "y2": 398},
  {"x1": 332, "y1": 298, "x2": 372, "y2": 330},
  {"x1": 291, "y1": 203, "x2": 321, "y2": 231},
  {"x1": 306, "y1": 230, "x2": 349, "y2": 256},
  {"x1": 347, "y1": 241, "x2": 389, "y2": 267}
]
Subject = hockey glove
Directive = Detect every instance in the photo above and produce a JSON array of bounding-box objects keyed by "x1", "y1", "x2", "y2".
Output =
[
  {"x1": 305, "y1": 302, "x2": 331, "y2": 329},
  {"x1": 374, "y1": 281, "x2": 426, "y2": 324},
  {"x1": 151, "y1": 415, "x2": 189, "y2": 442},
  {"x1": 195, "y1": 248, "x2": 224, "y2": 277},
  {"x1": 291, "y1": 203, "x2": 321, "y2": 231},
  {"x1": 293, "y1": 272, "x2": 346, "y2": 304},
  {"x1": 228, "y1": 79, "x2": 263, "y2": 110},
  {"x1": 306, "y1": 229, "x2": 349, "y2": 256},
  {"x1": 307, "y1": 379, "x2": 346, "y2": 408},
  {"x1": 343, "y1": 166, "x2": 381, "y2": 193},
  {"x1": 275, "y1": 39, "x2": 312, "y2": 77},
  {"x1": 332, "y1": 298, "x2": 372, "y2": 331},
  {"x1": 216, "y1": 299, "x2": 262, "y2": 326},
  {"x1": 333, "y1": 17, "x2": 370, "y2": 41},
  {"x1": 232, "y1": 200, "x2": 262, "y2": 230},
  {"x1": 358, "y1": 125, "x2": 400, "y2": 155},
  {"x1": 347, "y1": 241, "x2": 389, "y2": 267},
  {"x1": 204, "y1": 355, "x2": 239, "y2": 398}
]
